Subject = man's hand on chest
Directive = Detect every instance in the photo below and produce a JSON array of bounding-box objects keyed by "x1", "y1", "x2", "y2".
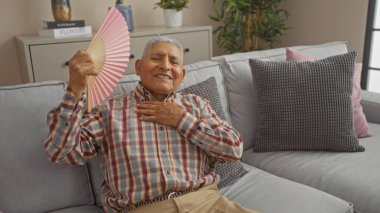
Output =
[{"x1": 136, "y1": 101, "x2": 185, "y2": 127}]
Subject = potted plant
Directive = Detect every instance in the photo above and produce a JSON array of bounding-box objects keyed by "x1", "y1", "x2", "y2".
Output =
[
  {"x1": 155, "y1": 0, "x2": 190, "y2": 27},
  {"x1": 210, "y1": 0, "x2": 289, "y2": 53}
]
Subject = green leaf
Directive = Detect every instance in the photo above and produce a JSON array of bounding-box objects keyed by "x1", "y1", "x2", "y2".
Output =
[{"x1": 210, "y1": 0, "x2": 289, "y2": 53}]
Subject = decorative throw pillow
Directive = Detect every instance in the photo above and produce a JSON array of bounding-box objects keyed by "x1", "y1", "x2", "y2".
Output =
[
  {"x1": 181, "y1": 77, "x2": 227, "y2": 121},
  {"x1": 181, "y1": 77, "x2": 248, "y2": 188},
  {"x1": 249, "y1": 51, "x2": 365, "y2": 152},
  {"x1": 286, "y1": 48, "x2": 371, "y2": 138}
]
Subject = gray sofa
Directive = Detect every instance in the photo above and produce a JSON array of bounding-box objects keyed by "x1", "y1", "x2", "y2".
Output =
[{"x1": 1, "y1": 41, "x2": 379, "y2": 213}]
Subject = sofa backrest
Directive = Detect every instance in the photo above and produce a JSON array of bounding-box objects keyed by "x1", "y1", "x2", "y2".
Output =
[
  {"x1": 0, "y1": 81, "x2": 94, "y2": 212},
  {"x1": 212, "y1": 41, "x2": 349, "y2": 150},
  {"x1": 361, "y1": 90, "x2": 380, "y2": 124},
  {"x1": 88, "y1": 60, "x2": 231, "y2": 206}
]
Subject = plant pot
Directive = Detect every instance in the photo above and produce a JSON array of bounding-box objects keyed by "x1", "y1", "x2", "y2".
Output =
[
  {"x1": 163, "y1": 9, "x2": 183, "y2": 28},
  {"x1": 51, "y1": 0, "x2": 71, "y2": 22}
]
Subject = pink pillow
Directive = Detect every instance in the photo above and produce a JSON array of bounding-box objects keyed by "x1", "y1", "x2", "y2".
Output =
[{"x1": 286, "y1": 48, "x2": 371, "y2": 138}]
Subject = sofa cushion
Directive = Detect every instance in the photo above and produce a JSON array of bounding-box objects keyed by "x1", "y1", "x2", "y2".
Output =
[
  {"x1": 249, "y1": 51, "x2": 364, "y2": 152},
  {"x1": 220, "y1": 162, "x2": 353, "y2": 213},
  {"x1": 181, "y1": 77, "x2": 248, "y2": 189},
  {"x1": 361, "y1": 90, "x2": 380, "y2": 124},
  {"x1": 215, "y1": 160, "x2": 248, "y2": 189},
  {"x1": 181, "y1": 77, "x2": 227, "y2": 120},
  {"x1": 49, "y1": 205, "x2": 102, "y2": 213},
  {"x1": 242, "y1": 122, "x2": 380, "y2": 213},
  {"x1": 212, "y1": 41, "x2": 349, "y2": 150},
  {"x1": 181, "y1": 60, "x2": 231, "y2": 123},
  {"x1": 0, "y1": 81, "x2": 94, "y2": 213},
  {"x1": 286, "y1": 48, "x2": 371, "y2": 138},
  {"x1": 286, "y1": 47, "x2": 317, "y2": 61}
]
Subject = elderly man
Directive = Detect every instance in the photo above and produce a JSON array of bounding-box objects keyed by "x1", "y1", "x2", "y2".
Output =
[{"x1": 44, "y1": 36, "x2": 257, "y2": 213}]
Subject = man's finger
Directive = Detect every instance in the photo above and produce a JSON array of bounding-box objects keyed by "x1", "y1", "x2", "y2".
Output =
[
  {"x1": 139, "y1": 114, "x2": 157, "y2": 122},
  {"x1": 75, "y1": 50, "x2": 94, "y2": 63},
  {"x1": 80, "y1": 63, "x2": 99, "y2": 76},
  {"x1": 137, "y1": 102, "x2": 162, "y2": 110},
  {"x1": 140, "y1": 101, "x2": 163, "y2": 106},
  {"x1": 136, "y1": 108, "x2": 157, "y2": 115}
]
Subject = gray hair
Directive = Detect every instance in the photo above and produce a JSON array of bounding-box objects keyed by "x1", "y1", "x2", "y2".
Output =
[{"x1": 141, "y1": 36, "x2": 184, "y2": 64}]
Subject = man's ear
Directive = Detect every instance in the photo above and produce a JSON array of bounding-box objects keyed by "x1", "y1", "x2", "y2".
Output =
[{"x1": 135, "y1": 59, "x2": 142, "y2": 75}]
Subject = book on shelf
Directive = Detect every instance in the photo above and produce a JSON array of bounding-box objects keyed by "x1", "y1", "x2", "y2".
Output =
[
  {"x1": 42, "y1": 20, "x2": 85, "y2": 29},
  {"x1": 38, "y1": 26, "x2": 93, "y2": 39}
]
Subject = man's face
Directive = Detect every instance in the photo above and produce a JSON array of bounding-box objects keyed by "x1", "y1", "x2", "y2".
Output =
[{"x1": 135, "y1": 42, "x2": 185, "y2": 100}]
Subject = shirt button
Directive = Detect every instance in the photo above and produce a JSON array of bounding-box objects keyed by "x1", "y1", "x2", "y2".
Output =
[
  {"x1": 162, "y1": 149, "x2": 167, "y2": 154},
  {"x1": 180, "y1": 129, "x2": 186, "y2": 134},
  {"x1": 166, "y1": 170, "x2": 171, "y2": 175}
]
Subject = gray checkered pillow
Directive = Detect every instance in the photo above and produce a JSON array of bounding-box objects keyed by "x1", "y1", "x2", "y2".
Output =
[
  {"x1": 249, "y1": 51, "x2": 365, "y2": 152},
  {"x1": 181, "y1": 77, "x2": 248, "y2": 188},
  {"x1": 214, "y1": 161, "x2": 248, "y2": 189},
  {"x1": 181, "y1": 77, "x2": 227, "y2": 121}
]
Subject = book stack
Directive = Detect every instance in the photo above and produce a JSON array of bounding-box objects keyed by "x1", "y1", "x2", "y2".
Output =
[{"x1": 38, "y1": 20, "x2": 92, "y2": 39}]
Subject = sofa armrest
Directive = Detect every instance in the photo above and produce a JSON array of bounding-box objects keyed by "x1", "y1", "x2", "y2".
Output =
[{"x1": 361, "y1": 90, "x2": 380, "y2": 124}]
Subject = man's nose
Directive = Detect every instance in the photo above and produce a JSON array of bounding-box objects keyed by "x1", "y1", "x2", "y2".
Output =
[{"x1": 160, "y1": 57, "x2": 170, "y2": 71}]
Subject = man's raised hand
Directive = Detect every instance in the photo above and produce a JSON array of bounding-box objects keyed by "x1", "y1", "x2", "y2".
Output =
[{"x1": 67, "y1": 51, "x2": 99, "y2": 99}]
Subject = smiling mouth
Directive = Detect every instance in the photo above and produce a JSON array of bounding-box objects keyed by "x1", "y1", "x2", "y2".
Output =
[{"x1": 154, "y1": 74, "x2": 172, "y2": 80}]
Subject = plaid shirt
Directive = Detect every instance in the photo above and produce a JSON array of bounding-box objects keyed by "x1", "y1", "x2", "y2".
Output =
[{"x1": 44, "y1": 83, "x2": 243, "y2": 212}]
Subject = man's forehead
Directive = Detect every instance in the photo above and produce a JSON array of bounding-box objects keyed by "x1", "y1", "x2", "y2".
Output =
[
  {"x1": 149, "y1": 43, "x2": 181, "y2": 57},
  {"x1": 150, "y1": 51, "x2": 179, "y2": 58},
  {"x1": 150, "y1": 42, "x2": 181, "y2": 54}
]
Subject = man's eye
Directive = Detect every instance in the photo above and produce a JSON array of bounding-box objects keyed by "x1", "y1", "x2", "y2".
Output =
[{"x1": 170, "y1": 60, "x2": 179, "y2": 65}]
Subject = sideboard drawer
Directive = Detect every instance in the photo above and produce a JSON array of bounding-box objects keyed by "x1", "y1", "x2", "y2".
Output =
[
  {"x1": 16, "y1": 26, "x2": 212, "y2": 83},
  {"x1": 30, "y1": 41, "x2": 89, "y2": 82}
]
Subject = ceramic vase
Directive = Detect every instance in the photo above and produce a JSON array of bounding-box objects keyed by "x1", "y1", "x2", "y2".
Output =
[
  {"x1": 115, "y1": 2, "x2": 134, "y2": 31},
  {"x1": 51, "y1": 0, "x2": 71, "y2": 22},
  {"x1": 163, "y1": 9, "x2": 183, "y2": 28}
]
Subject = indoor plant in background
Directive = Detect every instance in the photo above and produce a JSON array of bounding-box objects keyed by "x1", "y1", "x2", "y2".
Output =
[
  {"x1": 210, "y1": 0, "x2": 289, "y2": 53},
  {"x1": 155, "y1": 0, "x2": 190, "y2": 27}
]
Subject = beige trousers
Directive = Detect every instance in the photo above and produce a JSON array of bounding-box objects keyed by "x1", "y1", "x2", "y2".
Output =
[{"x1": 129, "y1": 184, "x2": 258, "y2": 213}]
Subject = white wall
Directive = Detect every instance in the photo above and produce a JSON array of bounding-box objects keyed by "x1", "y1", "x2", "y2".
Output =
[
  {"x1": 280, "y1": 0, "x2": 368, "y2": 61},
  {"x1": 0, "y1": 0, "x2": 368, "y2": 86}
]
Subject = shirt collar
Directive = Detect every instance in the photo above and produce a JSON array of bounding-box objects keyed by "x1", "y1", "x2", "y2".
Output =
[{"x1": 134, "y1": 82, "x2": 175, "y2": 103}]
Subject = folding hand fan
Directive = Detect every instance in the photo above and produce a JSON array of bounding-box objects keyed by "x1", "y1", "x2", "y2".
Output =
[{"x1": 86, "y1": 7, "x2": 130, "y2": 112}]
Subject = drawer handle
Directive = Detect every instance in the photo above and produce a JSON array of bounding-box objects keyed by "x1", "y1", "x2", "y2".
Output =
[
  {"x1": 184, "y1": 48, "x2": 190, "y2": 53},
  {"x1": 130, "y1": 54, "x2": 135, "y2": 59}
]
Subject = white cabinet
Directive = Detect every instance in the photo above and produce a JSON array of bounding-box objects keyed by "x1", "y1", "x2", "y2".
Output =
[{"x1": 16, "y1": 26, "x2": 212, "y2": 83}]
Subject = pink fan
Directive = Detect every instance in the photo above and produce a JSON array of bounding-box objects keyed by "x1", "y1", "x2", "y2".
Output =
[{"x1": 86, "y1": 7, "x2": 130, "y2": 112}]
